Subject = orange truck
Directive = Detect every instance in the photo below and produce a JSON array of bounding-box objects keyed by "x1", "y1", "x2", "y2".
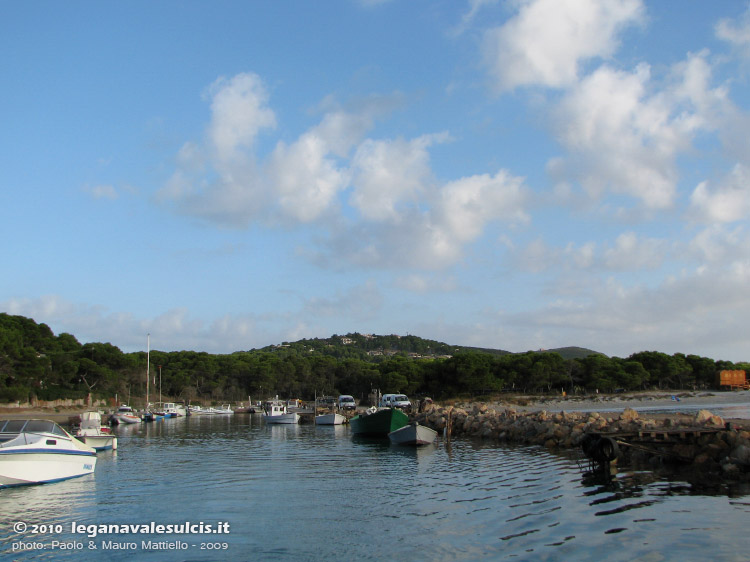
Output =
[{"x1": 717, "y1": 370, "x2": 749, "y2": 390}]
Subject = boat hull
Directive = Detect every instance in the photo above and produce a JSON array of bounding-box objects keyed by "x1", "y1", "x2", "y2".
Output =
[
  {"x1": 77, "y1": 434, "x2": 117, "y2": 451},
  {"x1": 388, "y1": 422, "x2": 438, "y2": 446},
  {"x1": 263, "y1": 413, "x2": 299, "y2": 424},
  {"x1": 315, "y1": 413, "x2": 346, "y2": 425},
  {"x1": 350, "y1": 408, "x2": 409, "y2": 437},
  {"x1": 0, "y1": 452, "x2": 96, "y2": 487},
  {"x1": 111, "y1": 413, "x2": 141, "y2": 424}
]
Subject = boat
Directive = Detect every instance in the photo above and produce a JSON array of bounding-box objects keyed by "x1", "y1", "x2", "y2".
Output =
[
  {"x1": 0, "y1": 419, "x2": 97, "y2": 487},
  {"x1": 75, "y1": 412, "x2": 118, "y2": 451},
  {"x1": 110, "y1": 405, "x2": 142, "y2": 425},
  {"x1": 160, "y1": 403, "x2": 187, "y2": 418},
  {"x1": 388, "y1": 422, "x2": 438, "y2": 446},
  {"x1": 263, "y1": 402, "x2": 299, "y2": 424},
  {"x1": 209, "y1": 404, "x2": 234, "y2": 415},
  {"x1": 349, "y1": 407, "x2": 409, "y2": 437},
  {"x1": 315, "y1": 412, "x2": 347, "y2": 425}
]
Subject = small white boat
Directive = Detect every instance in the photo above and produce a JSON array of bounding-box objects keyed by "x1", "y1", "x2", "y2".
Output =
[
  {"x1": 75, "y1": 412, "x2": 118, "y2": 451},
  {"x1": 0, "y1": 419, "x2": 97, "y2": 487},
  {"x1": 315, "y1": 413, "x2": 347, "y2": 425},
  {"x1": 263, "y1": 403, "x2": 299, "y2": 424},
  {"x1": 158, "y1": 403, "x2": 187, "y2": 417},
  {"x1": 209, "y1": 404, "x2": 234, "y2": 415},
  {"x1": 388, "y1": 422, "x2": 438, "y2": 446},
  {"x1": 110, "y1": 405, "x2": 142, "y2": 425}
]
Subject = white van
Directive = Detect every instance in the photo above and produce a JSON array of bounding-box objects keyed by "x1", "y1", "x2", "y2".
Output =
[
  {"x1": 379, "y1": 394, "x2": 411, "y2": 410},
  {"x1": 338, "y1": 395, "x2": 356, "y2": 410}
]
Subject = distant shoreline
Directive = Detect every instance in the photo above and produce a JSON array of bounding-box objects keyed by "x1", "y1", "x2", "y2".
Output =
[{"x1": 3, "y1": 389, "x2": 750, "y2": 428}]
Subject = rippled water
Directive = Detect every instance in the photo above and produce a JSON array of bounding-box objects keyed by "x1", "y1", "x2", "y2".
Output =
[{"x1": 2, "y1": 415, "x2": 749, "y2": 561}]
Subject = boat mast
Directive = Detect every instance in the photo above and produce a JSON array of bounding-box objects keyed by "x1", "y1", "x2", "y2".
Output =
[{"x1": 146, "y1": 333, "x2": 150, "y2": 411}]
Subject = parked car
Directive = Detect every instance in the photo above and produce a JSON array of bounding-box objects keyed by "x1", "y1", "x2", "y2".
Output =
[
  {"x1": 338, "y1": 395, "x2": 356, "y2": 410},
  {"x1": 379, "y1": 394, "x2": 411, "y2": 410}
]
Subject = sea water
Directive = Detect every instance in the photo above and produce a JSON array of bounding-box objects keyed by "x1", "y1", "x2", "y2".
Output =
[{"x1": 1, "y1": 414, "x2": 749, "y2": 561}]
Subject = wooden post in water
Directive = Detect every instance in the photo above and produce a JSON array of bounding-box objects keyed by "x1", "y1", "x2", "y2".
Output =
[{"x1": 445, "y1": 407, "x2": 453, "y2": 442}]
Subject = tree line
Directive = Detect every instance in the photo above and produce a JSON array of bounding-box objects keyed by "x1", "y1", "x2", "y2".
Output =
[{"x1": 0, "y1": 313, "x2": 746, "y2": 405}]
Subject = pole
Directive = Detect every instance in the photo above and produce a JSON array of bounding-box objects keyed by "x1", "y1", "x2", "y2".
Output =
[
  {"x1": 146, "y1": 334, "x2": 150, "y2": 411},
  {"x1": 159, "y1": 365, "x2": 162, "y2": 405}
]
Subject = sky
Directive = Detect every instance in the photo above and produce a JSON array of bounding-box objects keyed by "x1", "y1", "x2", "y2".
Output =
[{"x1": 2, "y1": 1, "x2": 750, "y2": 361}]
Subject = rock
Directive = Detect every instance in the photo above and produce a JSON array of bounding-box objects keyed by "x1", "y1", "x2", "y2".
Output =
[
  {"x1": 731, "y1": 444, "x2": 750, "y2": 466},
  {"x1": 694, "y1": 410, "x2": 713, "y2": 423},
  {"x1": 620, "y1": 408, "x2": 639, "y2": 422}
]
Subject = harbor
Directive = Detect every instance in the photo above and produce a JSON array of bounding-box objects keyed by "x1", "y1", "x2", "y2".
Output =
[{"x1": 2, "y1": 413, "x2": 750, "y2": 561}]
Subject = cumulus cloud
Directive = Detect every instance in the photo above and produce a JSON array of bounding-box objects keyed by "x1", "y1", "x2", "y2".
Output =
[
  {"x1": 205, "y1": 73, "x2": 276, "y2": 161},
  {"x1": 155, "y1": 71, "x2": 533, "y2": 269},
  {"x1": 549, "y1": 52, "x2": 728, "y2": 210},
  {"x1": 349, "y1": 134, "x2": 447, "y2": 221},
  {"x1": 324, "y1": 167, "x2": 529, "y2": 270},
  {"x1": 716, "y1": 5, "x2": 750, "y2": 60},
  {"x1": 482, "y1": 0, "x2": 644, "y2": 92},
  {"x1": 690, "y1": 164, "x2": 750, "y2": 223}
]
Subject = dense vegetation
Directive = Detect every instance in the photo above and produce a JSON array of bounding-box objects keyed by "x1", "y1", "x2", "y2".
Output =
[{"x1": 0, "y1": 313, "x2": 746, "y2": 406}]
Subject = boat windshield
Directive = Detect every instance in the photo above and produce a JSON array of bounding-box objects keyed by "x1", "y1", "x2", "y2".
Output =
[{"x1": 0, "y1": 419, "x2": 67, "y2": 436}]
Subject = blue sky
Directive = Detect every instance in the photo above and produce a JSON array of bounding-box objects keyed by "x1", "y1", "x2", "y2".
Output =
[{"x1": 3, "y1": 1, "x2": 750, "y2": 361}]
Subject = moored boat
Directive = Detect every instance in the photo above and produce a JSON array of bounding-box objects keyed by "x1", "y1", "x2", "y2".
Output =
[
  {"x1": 207, "y1": 404, "x2": 234, "y2": 415},
  {"x1": 0, "y1": 419, "x2": 97, "y2": 487},
  {"x1": 315, "y1": 412, "x2": 347, "y2": 425},
  {"x1": 110, "y1": 405, "x2": 142, "y2": 425},
  {"x1": 159, "y1": 403, "x2": 187, "y2": 417},
  {"x1": 75, "y1": 412, "x2": 118, "y2": 451},
  {"x1": 388, "y1": 422, "x2": 437, "y2": 446},
  {"x1": 350, "y1": 407, "x2": 409, "y2": 437},
  {"x1": 263, "y1": 402, "x2": 299, "y2": 424}
]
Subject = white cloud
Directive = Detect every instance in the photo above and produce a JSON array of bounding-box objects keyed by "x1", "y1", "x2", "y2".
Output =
[
  {"x1": 549, "y1": 54, "x2": 726, "y2": 209},
  {"x1": 688, "y1": 224, "x2": 750, "y2": 265},
  {"x1": 513, "y1": 232, "x2": 668, "y2": 273},
  {"x1": 349, "y1": 134, "x2": 446, "y2": 221},
  {"x1": 690, "y1": 164, "x2": 750, "y2": 223},
  {"x1": 205, "y1": 73, "x2": 276, "y2": 162},
  {"x1": 482, "y1": 0, "x2": 644, "y2": 92},
  {"x1": 268, "y1": 132, "x2": 348, "y2": 223},
  {"x1": 716, "y1": 5, "x2": 750, "y2": 59},
  {"x1": 602, "y1": 232, "x2": 668, "y2": 270}
]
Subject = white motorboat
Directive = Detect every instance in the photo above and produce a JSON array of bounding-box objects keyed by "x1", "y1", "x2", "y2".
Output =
[
  {"x1": 207, "y1": 404, "x2": 234, "y2": 415},
  {"x1": 110, "y1": 405, "x2": 142, "y2": 425},
  {"x1": 315, "y1": 413, "x2": 346, "y2": 425},
  {"x1": 0, "y1": 419, "x2": 97, "y2": 487},
  {"x1": 75, "y1": 412, "x2": 117, "y2": 451},
  {"x1": 263, "y1": 403, "x2": 299, "y2": 424},
  {"x1": 388, "y1": 422, "x2": 438, "y2": 446},
  {"x1": 157, "y1": 402, "x2": 187, "y2": 417}
]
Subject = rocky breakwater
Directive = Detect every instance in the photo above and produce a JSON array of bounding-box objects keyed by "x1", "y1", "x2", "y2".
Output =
[{"x1": 412, "y1": 403, "x2": 750, "y2": 479}]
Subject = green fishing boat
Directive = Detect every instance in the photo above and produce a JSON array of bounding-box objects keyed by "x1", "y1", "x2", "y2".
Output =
[{"x1": 350, "y1": 407, "x2": 409, "y2": 437}]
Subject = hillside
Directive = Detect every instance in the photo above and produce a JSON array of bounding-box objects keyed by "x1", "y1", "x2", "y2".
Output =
[{"x1": 4, "y1": 313, "x2": 742, "y2": 404}]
